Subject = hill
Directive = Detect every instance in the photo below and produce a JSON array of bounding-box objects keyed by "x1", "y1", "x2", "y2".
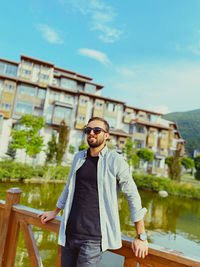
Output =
[{"x1": 163, "y1": 109, "x2": 200, "y2": 157}]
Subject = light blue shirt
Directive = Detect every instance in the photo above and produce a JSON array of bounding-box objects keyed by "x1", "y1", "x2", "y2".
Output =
[{"x1": 56, "y1": 146, "x2": 147, "y2": 251}]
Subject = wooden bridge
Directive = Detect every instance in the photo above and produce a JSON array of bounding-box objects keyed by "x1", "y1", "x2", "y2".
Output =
[{"x1": 0, "y1": 188, "x2": 200, "y2": 267}]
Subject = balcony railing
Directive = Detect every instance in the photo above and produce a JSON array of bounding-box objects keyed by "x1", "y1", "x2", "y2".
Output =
[{"x1": 0, "y1": 188, "x2": 199, "y2": 267}]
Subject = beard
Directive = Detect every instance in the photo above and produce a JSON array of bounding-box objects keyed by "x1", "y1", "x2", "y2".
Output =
[{"x1": 87, "y1": 135, "x2": 105, "y2": 148}]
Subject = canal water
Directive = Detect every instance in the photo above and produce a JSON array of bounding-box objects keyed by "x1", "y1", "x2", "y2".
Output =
[{"x1": 0, "y1": 182, "x2": 200, "y2": 266}]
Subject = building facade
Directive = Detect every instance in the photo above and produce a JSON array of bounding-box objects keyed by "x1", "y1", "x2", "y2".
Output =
[{"x1": 0, "y1": 55, "x2": 184, "y2": 175}]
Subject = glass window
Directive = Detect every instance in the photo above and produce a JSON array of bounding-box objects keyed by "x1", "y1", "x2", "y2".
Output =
[
  {"x1": 80, "y1": 98, "x2": 87, "y2": 106},
  {"x1": 22, "y1": 69, "x2": 31, "y2": 75},
  {"x1": 95, "y1": 102, "x2": 102, "y2": 109},
  {"x1": 135, "y1": 125, "x2": 145, "y2": 133},
  {"x1": 54, "y1": 106, "x2": 71, "y2": 119},
  {"x1": 150, "y1": 114, "x2": 158, "y2": 123},
  {"x1": 45, "y1": 105, "x2": 54, "y2": 123},
  {"x1": 37, "y1": 88, "x2": 46, "y2": 99},
  {"x1": 77, "y1": 115, "x2": 85, "y2": 123},
  {"x1": 2, "y1": 103, "x2": 11, "y2": 110},
  {"x1": 16, "y1": 101, "x2": 32, "y2": 114},
  {"x1": 40, "y1": 74, "x2": 49, "y2": 80},
  {"x1": 61, "y1": 77, "x2": 77, "y2": 91},
  {"x1": 33, "y1": 108, "x2": 43, "y2": 117},
  {"x1": 85, "y1": 83, "x2": 96, "y2": 94},
  {"x1": 50, "y1": 91, "x2": 60, "y2": 101},
  {"x1": 135, "y1": 139, "x2": 144, "y2": 149},
  {"x1": 107, "y1": 102, "x2": 115, "y2": 112},
  {"x1": 155, "y1": 159, "x2": 161, "y2": 168},
  {"x1": 18, "y1": 84, "x2": 36, "y2": 96},
  {"x1": 0, "y1": 61, "x2": 17, "y2": 77},
  {"x1": 5, "y1": 83, "x2": 15, "y2": 92},
  {"x1": 104, "y1": 116, "x2": 116, "y2": 128},
  {"x1": 65, "y1": 94, "x2": 72, "y2": 103}
]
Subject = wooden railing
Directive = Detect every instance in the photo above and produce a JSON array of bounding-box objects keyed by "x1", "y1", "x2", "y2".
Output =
[{"x1": 0, "y1": 188, "x2": 200, "y2": 267}]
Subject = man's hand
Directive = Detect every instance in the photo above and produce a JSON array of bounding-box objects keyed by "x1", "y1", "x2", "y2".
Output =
[
  {"x1": 37, "y1": 210, "x2": 58, "y2": 224},
  {"x1": 132, "y1": 239, "x2": 148, "y2": 258}
]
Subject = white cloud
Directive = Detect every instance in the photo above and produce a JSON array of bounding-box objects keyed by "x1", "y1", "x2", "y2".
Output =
[
  {"x1": 36, "y1": 24, "x2": 64, "y2": 44},
  {"x1": 78, "y1": 48, "x2": 110, "y2": 65},
  {"x1": 102, "y1": 62, "x2": 200, "y2": 112},
  {"x1": 62, "y1": 0, "x2": 122, "y2": 43}
]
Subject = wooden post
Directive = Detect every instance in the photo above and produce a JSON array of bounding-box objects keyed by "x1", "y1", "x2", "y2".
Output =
[{"x1": 0, "y1": 188, "x2": 22, "y2": 267}]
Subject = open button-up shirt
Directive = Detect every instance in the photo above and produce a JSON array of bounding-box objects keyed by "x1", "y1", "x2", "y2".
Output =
[{"x1": 56, "y1": 146, "x2": 147, "y2": 251}]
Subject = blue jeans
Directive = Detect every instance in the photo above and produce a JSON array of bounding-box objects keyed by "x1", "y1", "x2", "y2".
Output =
[{"x1": 61, "y1": 237, "x2": 103, "y2": 267}]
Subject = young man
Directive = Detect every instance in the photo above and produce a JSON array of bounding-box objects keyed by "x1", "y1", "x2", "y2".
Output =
[{"x1": 38, "y1": 117, "x2": 148, "y2": 266}]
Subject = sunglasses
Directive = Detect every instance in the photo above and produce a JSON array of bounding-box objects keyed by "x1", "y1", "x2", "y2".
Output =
[{"x1": 84, "y1": 127, "x2": 107, "y2": 135}]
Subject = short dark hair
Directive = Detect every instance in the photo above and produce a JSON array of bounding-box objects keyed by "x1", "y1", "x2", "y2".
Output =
[{"x1": 87, "y1": 117, "x2": 110, "y2": 133}]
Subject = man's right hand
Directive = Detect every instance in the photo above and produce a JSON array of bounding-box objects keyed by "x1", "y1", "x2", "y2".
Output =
[{"x1": 37, "y1": 209, "x2": 60, "y2": 224}]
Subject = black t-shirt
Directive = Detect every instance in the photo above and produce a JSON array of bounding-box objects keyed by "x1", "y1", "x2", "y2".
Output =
[{"x1": 66, "y1": 151, "x2": 101, "y2": 240}]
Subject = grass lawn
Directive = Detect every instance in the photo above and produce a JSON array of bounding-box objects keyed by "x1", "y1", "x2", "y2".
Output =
[{"x1": 181, "y1": 173, "x2": 200, "y2": 185}]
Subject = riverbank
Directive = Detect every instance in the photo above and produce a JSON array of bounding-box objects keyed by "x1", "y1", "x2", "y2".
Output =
[
  {"x1": 1, "y1": 173, "x2": 200, "y2": 200},
  {"x1": 133, "y1": 173, "x2": 200, "y2": 199}
]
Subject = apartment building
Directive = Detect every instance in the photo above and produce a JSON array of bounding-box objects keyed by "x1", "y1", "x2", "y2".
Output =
[{"x1": 0, "y1": 55, "x2": 184, "y2": 175}]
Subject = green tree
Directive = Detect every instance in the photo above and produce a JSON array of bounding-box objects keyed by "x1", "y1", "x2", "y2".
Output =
[
  {"x1": 194, "y1": 155, "x2": 200, "y2": 180},
  {"x1": 123, "y1": 138, "x2": 139, "y2": 168},
  {"x1": 165, "y1": 150, "x2": 182, "y2": 181},
  {"x1": 11, "y1": 115, "x2": 45, "y2": 159},
  {"x1": 181, "y1": 157, "x2": 194, "y2": 171},
  {"x1": 46, "y1": 132, "x2": 57, "y2": 164},
  {"x1": 79, "y1": 141, "x2": 88, "y2": 151},
  {"x1": 68, "y1": 144, "x2": 75, "y2": 154},
  {"x1": 6, "y1": 142, "x2": 16, "y2": 159},
  {"x1": 56, "y1": 120, "x2": 69, "y2": 165},
  {"x1": 137, "y1": 148, "x2": 154, "y2": 163}
]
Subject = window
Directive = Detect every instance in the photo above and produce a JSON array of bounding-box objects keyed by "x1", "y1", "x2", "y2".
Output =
[
  {"x1": 45, "y1": 105, "x2": 54, "y2": 123},
  {"x1": 61, "y1": 77, "x2": 77, "y2": 91},
  {"x1": 155, "y1": 159, "x2": 161, "y2": 168},
  {"x1": 65, "y1": 94, "x2": 72, "y2": 103},
  {"x1": 1, "y1": 63, "x2": 15, "y2": 76},
  {"x1": 77, "y1": 116, "x2": 85, "y2": 123},
  {"x1": 95, "y1": 102, "x2": 102, "y2": 109},
  {"x1": 0, "y1": 61, "x2": 17, "y2": 77},
  {"x1": 2, "y1": 103, "x2": 11, "y2": 110},
  {"x1": 135, "y1": 139, "x2": 144, "y2": 149},
  {"x1": 37, "y1": 88, "x2": 46, "y2": 99},
  {"x1": 33, "y1": 108, "x2": 43, "y2": 117},
  {"x1": 106, "y1": 102, "x2": 115, "y2": 112},
  {"x1": 23, "y1": 61, "x2": 32, "y2": 67},
  {"x1": 50, "y1": 91, "x2": 59, "y2": 101},
  {"x1": 16, "y1": 101, "x2": 32, "y2": 114},
  {"x1": 18, "y1": 84, "x2": 36, "y2": 96},
  {"x1": 5, "y1": 83, "x2": 15, "y2": 92},
  {"x1": 120, "y1": 140, "x2": 125, "y2": 144},
  {"x1": 54, "y1": 106, "x2": 71, "y2": 119},
  {"x1": 104, "y1": 116, "x2": 116, "y2": 128},
  {"x1": 40, "y1": 74, "x2": 49, "y2": 80},
  {"x1": 22, "y1": 69, "x2": 31, "y2": 75},
  {"x1": 135, "y1": 125, "x2": 145, "y2": 133},
  {"x1": 85, "y1": 83, "x2": 96, "y2": 94},
  {"x1": 80, "y1": 98, "x2": 87, "y2": 106}
]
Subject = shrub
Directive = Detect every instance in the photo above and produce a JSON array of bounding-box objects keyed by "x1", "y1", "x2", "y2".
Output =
[
  {"x1": 132, "y1": 173, "x2": 200, "y2": 199},
  {"x1": 43, "y1": 165, "x2": 70, "y2": 180}
]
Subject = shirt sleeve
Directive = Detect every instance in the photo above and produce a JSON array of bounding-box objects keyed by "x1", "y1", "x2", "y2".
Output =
[
  {"x1": 116, "y1": 155, "x2": 147, "y2": 222},
  {"x1": 56, "y1": 153, "x2": 78, "y2": 210}
]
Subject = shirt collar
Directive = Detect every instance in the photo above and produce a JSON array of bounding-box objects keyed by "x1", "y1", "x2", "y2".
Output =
[{"x1": 84, "y1": 145, "x2": 108, "y2": 159}]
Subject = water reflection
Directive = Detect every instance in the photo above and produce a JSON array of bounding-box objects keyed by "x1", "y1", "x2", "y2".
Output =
[{"x1": 0, "y1": 182, "x2": 200, "y2": 266}]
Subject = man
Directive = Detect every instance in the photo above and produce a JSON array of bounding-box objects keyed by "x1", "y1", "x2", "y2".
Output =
[{"x1": 38, "y1": 117, "x2": 148, "y2": 266}]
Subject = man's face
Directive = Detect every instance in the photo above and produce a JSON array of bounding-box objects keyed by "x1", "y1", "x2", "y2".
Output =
[{"x1": 86, "y1": 120, "x2": 109, "y2": 148}]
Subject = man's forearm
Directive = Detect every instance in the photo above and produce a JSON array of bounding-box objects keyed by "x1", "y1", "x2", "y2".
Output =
[
  {"x1": 53, "y1": 206, "x2": 61, "y2": 215},
  {"x1": 134, "y1": 219, "x2": 146, "y2": 236}
]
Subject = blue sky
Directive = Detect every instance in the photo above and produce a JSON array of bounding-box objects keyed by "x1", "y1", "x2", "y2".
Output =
[{"x1": 1, "y1": 0, "x2": 200, "y2": 114}]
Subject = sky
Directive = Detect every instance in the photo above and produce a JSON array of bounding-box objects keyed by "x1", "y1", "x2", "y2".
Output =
[{"x1": 1, "y1": 0, "x2": 200, "y2": 114}]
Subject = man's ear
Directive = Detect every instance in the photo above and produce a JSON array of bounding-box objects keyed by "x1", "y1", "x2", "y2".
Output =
[{"x1": 105, "y1": 132, "x2": 110, "y2": 140}]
